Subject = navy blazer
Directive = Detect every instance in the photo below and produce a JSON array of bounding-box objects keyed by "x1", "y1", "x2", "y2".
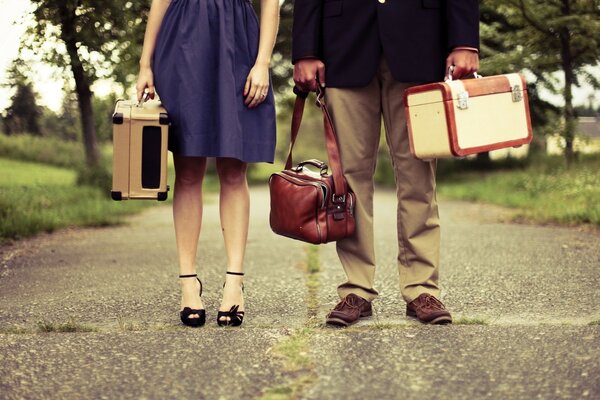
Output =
[{"x1": 292, "y1": 0, "x2": 480, "y2": 87}]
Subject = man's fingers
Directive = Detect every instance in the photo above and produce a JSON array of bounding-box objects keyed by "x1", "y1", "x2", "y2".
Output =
[
  {"x1": 317, "y1": 63, "x2": 326, "y2": 87},
  {"x1": 453, "y1": 65, "x2": 467, "y2": 80}
]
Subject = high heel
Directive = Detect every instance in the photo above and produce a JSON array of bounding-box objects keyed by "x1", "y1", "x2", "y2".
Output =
[
  {"x1": 179, "y1": 274, "x2": 206, "y2": 327},
  {"x1": 217, "y1": 271, "x2": 245, "y2": 327}
]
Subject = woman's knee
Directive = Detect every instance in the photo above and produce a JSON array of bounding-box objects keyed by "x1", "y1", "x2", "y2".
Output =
[
  {"x1": 174, "y1": 158, "x2": 206, "y2": 187},
  {"x1": 216, "y1": 158, "x2": 247, "y2": 187}
]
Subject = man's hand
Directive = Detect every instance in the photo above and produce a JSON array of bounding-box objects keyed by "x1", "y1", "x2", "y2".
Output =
[
  {"x1": 293, "y1": 58, "x2": 326, "y2": 92},
  {"x1": 445, "y1": 49, "x2": 480, "y2": 80}
]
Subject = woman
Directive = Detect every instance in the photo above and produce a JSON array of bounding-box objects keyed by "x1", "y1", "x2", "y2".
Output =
[{"x1": 136, "y1": 0, "x2": 279, "y2": 327}]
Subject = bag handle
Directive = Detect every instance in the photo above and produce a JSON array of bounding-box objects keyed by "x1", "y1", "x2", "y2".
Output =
[
  {"x1": 285, "y1": 86, "x2": 349, "y2": 200},
  {"x1": 294, "y1": 159, "x2": 329, "y2": 175}
]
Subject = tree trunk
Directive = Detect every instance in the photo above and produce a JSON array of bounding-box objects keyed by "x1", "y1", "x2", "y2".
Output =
[
  {"x1": 560, "y1": 0, "x2": 576, "y2": 166},
  {"x1": 58, "y1": 3, "x2": 100, "y2": 167}
]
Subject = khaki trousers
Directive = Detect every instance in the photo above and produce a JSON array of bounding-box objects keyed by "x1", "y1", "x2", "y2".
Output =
[{"x1": 326, "y1": 58, "x2": 441, "y2": 303}]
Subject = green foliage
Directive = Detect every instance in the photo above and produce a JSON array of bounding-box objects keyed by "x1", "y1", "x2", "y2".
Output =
[
  {"x1": 93, "y1": 93, "x2": 118, "y2": 142},
  {"x1": 1, "y1": 60, "x2": 44, "y2": 135},
  {"x1": 24, "y1": 1, "x2": 153, "y2": 167},
  {"x1": 0, "y1": 158, "x2": 149, "y2": 243},
  {"x1": 480, "y1": 0, "x2": 600, "y2": 162},
  {"x1": 76, "y1": 164, "x2": 113, "y2": 193},
  {"x1": 438, "y1": 154, "x2": 600, "y2": 227},
  {"x1": 25, "y1": 0, "x2": 150, "y2": 85},
  {"x1": 480, "y1": 0, "x2": 599, "y2": 76}
]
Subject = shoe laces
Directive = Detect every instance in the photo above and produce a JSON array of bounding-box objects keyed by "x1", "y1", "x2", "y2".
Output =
[
  {"x1": 334, "y1": 295, "x2": 361, "y2": 311},
  {"x1": 419, "y1": 294, "x2": 445, "y2": 311}
]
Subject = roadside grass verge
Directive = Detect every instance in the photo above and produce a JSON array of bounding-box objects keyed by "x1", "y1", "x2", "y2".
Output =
[
  {"x1": 258, "y1": 328, "x2": 316, "y2": 400},
  {"x1": 453, "y1": 317, "x2": 489, "y2": 325},
  {"x1": 245, "y1": 152, "x2": 600, "y2": 228},
  {"x1": 0, "y1": 133, "x2": 86, "y2": 168},
  {"x1": 37, "y1": 320, "x2": 98, "y2": 333},
  {"x1": 437, "y1": 155, "x2": 600, "y2": 228},
  {"x1": 0, "y1": 158, "x2": 151, "y2": 243}
]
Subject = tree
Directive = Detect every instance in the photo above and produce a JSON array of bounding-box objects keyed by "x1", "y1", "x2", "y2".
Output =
[
  {"x1": 24, "y1": 0, "x2": 150, "y2": 169},
  {"x1": 1, "y1": 60, "x2": 43, "y2": 135},
  {"x1": 480, "y1": 0, "x2": 600, "y2": 164}
]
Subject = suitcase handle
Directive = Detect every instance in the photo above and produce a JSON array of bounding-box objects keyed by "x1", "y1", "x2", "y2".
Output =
[
  {"x1": 137, "y1": 91, "x2": 154, "y2": 107},
  {"x1": 446, "y1": 65, "x2": 482, "y2": 82}
]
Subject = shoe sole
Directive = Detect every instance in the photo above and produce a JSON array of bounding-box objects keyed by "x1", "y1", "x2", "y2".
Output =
[
  {"x1": 406, "y1": 311, "x2": 452, "y2": 325},
  {"x1": 326, "y1": 310, "x2": 373, "y2": 327}
]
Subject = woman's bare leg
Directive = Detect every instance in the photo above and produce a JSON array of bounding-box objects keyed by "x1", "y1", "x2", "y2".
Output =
[
  {"x1": 216, "y1": 157, "x2": 249, "y2": 322},
  {"x1": 173, "y1": 155, "x2": 207, "y2": 319}
]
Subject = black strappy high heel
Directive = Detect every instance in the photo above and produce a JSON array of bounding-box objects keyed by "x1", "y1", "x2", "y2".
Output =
[
  {"x1": 217, "y1": 271, "x2": 245, "y2": 327},
  {"x1": 179, "y1": 274, "x2": 206, "y2": 327}
]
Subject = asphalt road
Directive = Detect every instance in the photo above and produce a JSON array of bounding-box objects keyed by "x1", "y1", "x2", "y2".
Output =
[{"x1": 1, "y1": 187, "x2": 598, "y2": 400}]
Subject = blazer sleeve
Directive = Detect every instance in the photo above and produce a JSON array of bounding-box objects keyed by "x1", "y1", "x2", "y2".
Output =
[
  {"x1": 292, "y1": 0, "x2": 323, "y2": 63},
  {"x1": 446, "y1": 0, "x2": 480, "y2": 51}
]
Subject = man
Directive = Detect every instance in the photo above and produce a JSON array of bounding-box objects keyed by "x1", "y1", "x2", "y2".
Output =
[{"x1": 292, "y1": 0, "x2": 480, "y2": 326}]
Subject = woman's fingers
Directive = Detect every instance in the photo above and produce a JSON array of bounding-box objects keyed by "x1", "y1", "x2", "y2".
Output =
[
  {"x1": 136, "y1": 69, "x2": 155, "y2": 102},
  {"x1": 244, "y1": 77, "x2": 251, "y2": 97},
  {"x1": 247, "y1": 83, "x2": 269, "y2": 108}
]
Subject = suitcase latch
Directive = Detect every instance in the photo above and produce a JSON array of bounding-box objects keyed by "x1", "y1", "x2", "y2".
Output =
[
  {"x1": 511, "y1": 85, "x2": 523, "y2": 102},
  {"x1": 457, "y1": 91, "x2": 469, "y2": 110}
]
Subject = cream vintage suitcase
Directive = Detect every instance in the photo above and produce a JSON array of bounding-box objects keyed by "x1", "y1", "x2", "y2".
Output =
[
  {"x1": 111, "y1": 99, "x2": 170, "y2": 201},
  {"x1": 404, "y1": 73, "x2": 533, "y2": 160}
]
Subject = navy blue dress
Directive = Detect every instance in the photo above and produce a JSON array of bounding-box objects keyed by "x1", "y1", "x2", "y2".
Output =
[{"x1": 153, "y1": 0, "x2": 276, "y2": 163}]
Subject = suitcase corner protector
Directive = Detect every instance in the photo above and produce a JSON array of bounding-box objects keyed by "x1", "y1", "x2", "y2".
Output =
[
  {"x1": 111, "y1": 191, "x2": 123, "y2": 201},
  {"x1": 112, "y1": 113, "x2": 124, "y2": 124},
  {"x1": 159, "y1": 113, "x2": 170, "y2": 125},
  {"x1": 157, "y1": 191, "x2": 168, "y2": 201}
]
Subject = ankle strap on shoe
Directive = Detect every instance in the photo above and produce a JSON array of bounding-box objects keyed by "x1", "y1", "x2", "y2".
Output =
[
  {"x1": 179, "y1": 274, "x2": 198, "y2": 278},
  {"x1": 226, "y1": 272, "x2": 244, "y2": 276}
]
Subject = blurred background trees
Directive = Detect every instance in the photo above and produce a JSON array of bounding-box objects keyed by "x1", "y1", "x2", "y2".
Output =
[
  {"x1": 480, "y1": 0, "x2": 600, "y2": 164},
  {"x1": 2, "y1": 0, "x2": 599, "y2": 175},
  {"x1": 19, "y1": 0, "x2": 150, "y2": 186}
]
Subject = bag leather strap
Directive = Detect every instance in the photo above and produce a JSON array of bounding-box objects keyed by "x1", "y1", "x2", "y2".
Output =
[{"x1": 285, "y1": 86, "x2": 349, "y2": 200}]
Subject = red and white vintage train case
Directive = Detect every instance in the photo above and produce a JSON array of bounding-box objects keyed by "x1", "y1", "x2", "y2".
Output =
[
  {"x1": 111, "y1": 100, "x2": 170, "y2": 201},
  {"x1": 404, "y1": 73, "x2": 533, "y2": 160}
]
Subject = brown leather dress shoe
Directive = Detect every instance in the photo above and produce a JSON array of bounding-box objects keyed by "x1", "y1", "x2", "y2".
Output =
[
  {"x1": 326, "y1": 293, "x2": 372, "y2": 327},
  {"x1": 406, "y1": 293, "x2": 452, "y2": 324}
]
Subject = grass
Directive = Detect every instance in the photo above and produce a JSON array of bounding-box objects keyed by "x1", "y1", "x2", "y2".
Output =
[
  {"x1": 258, "y1": 328, "x2": 317, "y2": 400},
  {"x1": 1, "y1": 157, "x2": 78, "y2": 186},
  {"x1": 437, "y1": 155, "x2": 600, "y2": 227},
  {"x1": 0, "y1": 158, "x2": 151, "y2": 243},
  {"x1": 0, "y1": 326, "x2": 33, "y2": 334},
  {"x1": 0, "y1": 133, "x2": 86, "y2": 168},
  {"x1": 305, "y1": 245, "x2": 320, "y2": 274},
  {"x1": 37, "y1": 320, "x2": 98, "y2": 333},
  {"x1": 246, "y1": 146, "x2": 600, "y2": 229},
  {"x1": 453, "y1": 317, "x2": 489, "y2": 325},
  {"x1": 588, "y1": 320, "x2": 600, "y2": 326}
]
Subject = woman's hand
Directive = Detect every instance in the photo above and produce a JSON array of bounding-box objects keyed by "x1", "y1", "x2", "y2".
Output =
[
  {"x1": 136, "y1": 64, "x2": 156, "y2": 103},
  {"x1": 244, "y1": 62, "x2": 270, "y2": 109}
]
